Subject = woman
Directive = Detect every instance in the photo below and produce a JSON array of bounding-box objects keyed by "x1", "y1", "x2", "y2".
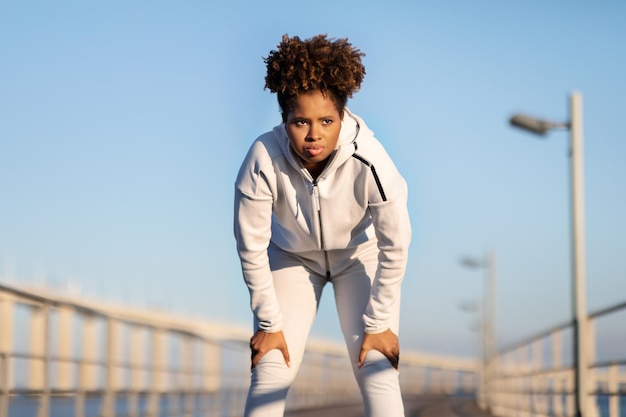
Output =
[{"x1": 234, "y1": 33, "x2": 411, "y2": 417}]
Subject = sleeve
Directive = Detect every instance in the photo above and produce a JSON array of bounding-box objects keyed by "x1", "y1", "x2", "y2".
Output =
[
  {"x1": 362, "y1": 149, "x2": 412, "y2": 334},
  {"x1": 233, "y1": 146, "x2": 283, "y2": 332}
]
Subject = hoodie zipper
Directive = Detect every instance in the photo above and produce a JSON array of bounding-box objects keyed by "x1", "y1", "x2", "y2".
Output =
[{"x1": 312, "y1": 179, "x2": 331, "y2": 281}]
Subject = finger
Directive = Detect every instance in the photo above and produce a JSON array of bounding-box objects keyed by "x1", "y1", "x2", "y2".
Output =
[
  {"x1": 358, "y1": 348, "x2": 367, "y2": 368},
  {"x1": 281, "y1": 346, "x2": 291, "y2": 367},
  {"x1": 251, "y1": 351, "x2": 260, "y2": 369},
  {"x1": 250, "y1": 346, "x2": 266, "y2": 369},
  {"x1": 384, "y1": 348, "x2": 399, "y2": 369},
  {"x1": 388, "y1": 353, "x2": 399, "y2": 370}
]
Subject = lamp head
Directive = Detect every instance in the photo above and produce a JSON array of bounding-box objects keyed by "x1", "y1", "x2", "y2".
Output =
[
  {"x1": 509, "y1": 114, "x2": 555, "y2": 136},
  {"x1": 460, "y1": 257, "x2": 484, "y2": 269}
]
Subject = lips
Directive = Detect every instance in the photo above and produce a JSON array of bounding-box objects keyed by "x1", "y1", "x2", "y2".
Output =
[{"x1": 306, "y1": 146, "x2": 324, "y2": 157}]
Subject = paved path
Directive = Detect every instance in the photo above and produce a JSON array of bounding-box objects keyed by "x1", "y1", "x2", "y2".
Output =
[
  {"x1": 285, "y1": 395, "x2": 493, "y2": 417},
  {"x1": 405, "y1": 395, "x2": 493, "y2": 417}
]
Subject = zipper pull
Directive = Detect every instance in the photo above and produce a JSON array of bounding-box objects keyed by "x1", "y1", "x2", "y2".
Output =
[{"x1": 312, "y1": 181, "x2": 321, "y2": 212}]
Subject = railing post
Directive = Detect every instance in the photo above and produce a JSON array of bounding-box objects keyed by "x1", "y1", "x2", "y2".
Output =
[
  {"x1": 552, "y1": 329, "x2": 563, "y2": 417},
  {"x1": 607, "y1": 364, "x2": 618, "y2": 417},
  {"x1": 203, "y1": 340, "x2": 220, "y2": 392},
  {"x1": 506, "y1": 352, "x2": 515, "y2": 417},
  {"x1": 501, "y1": 355, "x2": 509, "y2": 416},
  {"x1": 57, "y1": 306, "x2": 74, "y2": 391},
  {"x1": 0, "y1": 295, "x2": 14, "y2": 416},
  {"x1": 531, "y1": 339, "x2": 541, "y2": 416},
  {"x1": 32, "y1": 304, "x2": 50, "y2": 417},
  {"x1": 147, "y1": 328, "x2": 166, "y2": 417},
  {"x1": 101, "y1": 318, "x2": 119, "y2": 417},
  {"x1": 182, "y1": 336, "x2": 194, "y2": 417},
  {"x1": 519, "y1": 346, "x2": 528, "y2": 417},
  {"x1": 77, "y1": 314, "x2": 98, "y2": 417},
  {"x1": 129, "y1": 324, "x2": 144, "y2": 417},
  {"x1": 477, "y1": 361, "x2": 485, "y2": 410},
  {"x1": 166, "y1": 336, "x2": 180, "y2": 417},
  {"x1": 586, "y1": 318, "x2": 597, "y2": 417},
  {"x1": 489, "y1": 355, "x2": 500, "y2": 415},
  {"x1": 203, "y1": 341, "x2": 221, "y2": 417},
  {"x1": 30, "y1": 305, "x2": 46, "y2": 390},
  {"x1": 566, "y1": 365, "x2": 575, "y2": 417}
]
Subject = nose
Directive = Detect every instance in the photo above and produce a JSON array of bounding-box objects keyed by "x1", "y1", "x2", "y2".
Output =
[{"x1": 307, "y1": 123, "x2": 321, "y2": 141}]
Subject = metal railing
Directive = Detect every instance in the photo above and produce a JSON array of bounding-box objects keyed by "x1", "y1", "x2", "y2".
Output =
[
  {"x1": 483, "y1": 299, "x2": 626, "y2": 417},
  {"x1": 0, "y1": 281, "x2": 478, "y2": 417}
]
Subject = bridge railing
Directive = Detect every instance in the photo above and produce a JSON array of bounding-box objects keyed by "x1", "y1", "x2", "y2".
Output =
[
  {"x1": 0, "y1": 281, "x2": 478, "y2": 417},
  {"x1": 485, "y1": 299, "x2": 626, "y2": 417}
]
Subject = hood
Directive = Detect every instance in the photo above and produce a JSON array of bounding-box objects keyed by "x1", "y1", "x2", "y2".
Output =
[{"x1": 272, "y1": 108, "x2": 372, "y2": 177}]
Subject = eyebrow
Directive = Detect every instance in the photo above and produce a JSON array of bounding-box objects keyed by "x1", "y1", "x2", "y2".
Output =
[{"x1": 292, "y1": 115, "x2": 337, "y2": 121}]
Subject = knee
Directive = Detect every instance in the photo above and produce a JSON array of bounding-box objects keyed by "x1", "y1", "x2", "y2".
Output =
[
  {"x1": 251, "y1": 350, "x2": 300, "y2": 389},
  {"x1": 357, "y1": 349, "x2": 395, "y2": 371},
  {"x1": 354, "y1": 351, "x2": 399, "y2": 389}
]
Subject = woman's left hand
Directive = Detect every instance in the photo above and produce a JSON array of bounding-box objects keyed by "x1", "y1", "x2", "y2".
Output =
[{"x1": 358, "y1": 328, "x2": 399, "y2": 370}]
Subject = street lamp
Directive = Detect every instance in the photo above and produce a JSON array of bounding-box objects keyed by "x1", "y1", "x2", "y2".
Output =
[
  {"x1": 509, "y1": 92, "x2": 589, "y2": 417},
  {"x1": 510, "y1": 114, "x2": 569, "y2": 135},
  {"x1": 460, "y1": 250, "x2": 496, "y2": 412}
]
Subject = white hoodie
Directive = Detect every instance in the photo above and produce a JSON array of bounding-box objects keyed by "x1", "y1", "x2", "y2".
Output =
[{"x1": 234, "y1": 109, "x2": 411, "y2": 334}]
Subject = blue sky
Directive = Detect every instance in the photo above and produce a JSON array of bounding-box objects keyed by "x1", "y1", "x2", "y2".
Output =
[{"x1": 1, "y1": 1, "x2": 625, "y2": 358}]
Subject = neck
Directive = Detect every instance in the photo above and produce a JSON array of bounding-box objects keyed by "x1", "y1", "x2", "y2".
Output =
[{"x1": 304, "y1": 159, "x2": 328, "y2": 180}]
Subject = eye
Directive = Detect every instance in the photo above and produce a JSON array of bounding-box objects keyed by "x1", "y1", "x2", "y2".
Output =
[
  {"x1": 321, "y1": 119, "x2": 333, "y2": 125},
  {"x1": 294, "y1": 119, "x2": 308, "y2": 127}
]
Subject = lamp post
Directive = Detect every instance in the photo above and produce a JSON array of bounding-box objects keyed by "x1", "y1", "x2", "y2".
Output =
[
  {"x1": 460, "y1": 250, "x2": 496, "y2": 412},
  {"x1": 509, "y1": 92, "x2": 588, "y2": 417}
]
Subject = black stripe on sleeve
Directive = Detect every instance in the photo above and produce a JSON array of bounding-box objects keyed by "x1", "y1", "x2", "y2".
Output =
[{"x1": 352, "y1": 153, "x2": 387, "y2": 202}]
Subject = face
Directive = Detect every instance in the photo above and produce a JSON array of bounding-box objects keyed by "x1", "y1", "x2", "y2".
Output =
[{"x1": 285, "y1": 90, "x2": 342, "y2": 174}]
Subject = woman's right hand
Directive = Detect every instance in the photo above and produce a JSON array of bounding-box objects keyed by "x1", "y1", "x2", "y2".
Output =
[{"x1": 249, "y1": 329, "x2": 291, "y2": 369}]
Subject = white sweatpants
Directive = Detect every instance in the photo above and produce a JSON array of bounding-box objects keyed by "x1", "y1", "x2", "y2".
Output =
[{"x1": 243, "y1": 242, "x2": 404, "y2": 417}]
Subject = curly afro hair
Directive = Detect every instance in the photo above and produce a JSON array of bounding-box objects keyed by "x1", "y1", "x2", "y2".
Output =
[{"x1": 264, "y1": 34, "x2": 366, "y2": 121}]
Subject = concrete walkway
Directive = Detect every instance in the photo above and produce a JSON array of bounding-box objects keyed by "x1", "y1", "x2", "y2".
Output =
[
  {"x1": 405, "y1": 395, "x2": 493, "y2": 417},
  {"x1": 286, "y1": 395, "x2": 493, "y2": 417}
]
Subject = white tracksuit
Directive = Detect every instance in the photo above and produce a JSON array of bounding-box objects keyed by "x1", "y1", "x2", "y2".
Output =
[{"x1": 234, "y1": 109, "x2": 411, "y2": 417}]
